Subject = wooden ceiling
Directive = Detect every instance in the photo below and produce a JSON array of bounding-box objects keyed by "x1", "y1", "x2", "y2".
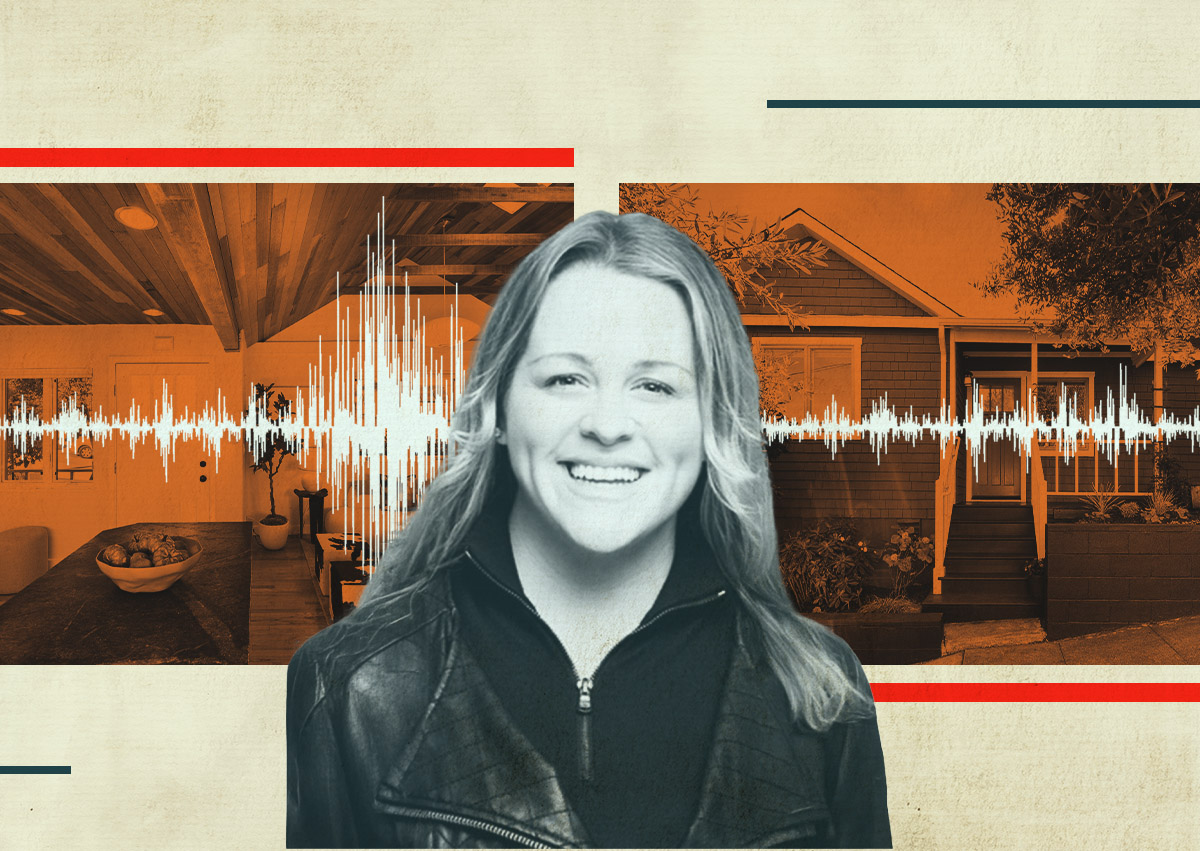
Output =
[{"x1": 0, "y1": 183, "x2": 574, "y2": 349}]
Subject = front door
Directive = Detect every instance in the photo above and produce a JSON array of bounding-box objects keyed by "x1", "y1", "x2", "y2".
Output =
[
  {"x1": 972, "y1": 376, "x2": 1022, "y2": 499},
  {"x1": 114, "y1": 363, "x2": 218, "y2": 525}
]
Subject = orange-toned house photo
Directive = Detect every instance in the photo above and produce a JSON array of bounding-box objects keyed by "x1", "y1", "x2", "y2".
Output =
[
  {"x1": 0, "y1": 183, "x2": 573, "y2": 663},
  {"x1": 621, "y1": 183, "x2": 1200, "y2": 663}
]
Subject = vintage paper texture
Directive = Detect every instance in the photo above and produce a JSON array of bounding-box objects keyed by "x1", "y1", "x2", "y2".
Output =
[{"x1": 4, "y1": 1, "x2": 1200, "y2": 848}]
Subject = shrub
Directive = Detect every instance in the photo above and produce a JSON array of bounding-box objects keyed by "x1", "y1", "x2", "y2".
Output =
[
  {"x1": 1118, "y1": 500, "x2": 1142, "y2": 519},
  {"x1": 859, "y1": 596, "x2": 922, "y2": 614},
  {"x1": 779, "y1": 519, "x2": 874, "y2": 613},
  {"x1": 1078, "y1": 482, "x2": 1122, "y2": 520},
  {"x1": 880, "y1": 525, "x2": 934, "y2": 600},
  {"x1": 1143, "y1": 489, "x2": 1189, "y2": 524},
  {"x1": 1155, "y1": 448, "x2": 1192, "y2": 505}
]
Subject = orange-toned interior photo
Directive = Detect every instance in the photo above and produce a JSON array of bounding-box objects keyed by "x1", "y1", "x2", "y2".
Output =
[{"x1": 0, "y1": 183, "x2": 573, "y2": 663}]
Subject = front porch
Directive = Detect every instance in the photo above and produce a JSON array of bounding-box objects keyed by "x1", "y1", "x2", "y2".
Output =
[{"x1": 928, "y1": 328, "x2": 1162, "y2": 621}]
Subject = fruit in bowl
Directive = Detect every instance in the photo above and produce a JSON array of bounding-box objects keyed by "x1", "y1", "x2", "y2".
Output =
[{"x1": 95, "y1": 535, "x2": 203, "y2": 592}]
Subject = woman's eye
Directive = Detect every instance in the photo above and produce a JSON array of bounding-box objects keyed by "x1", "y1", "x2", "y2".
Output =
[
  {"x1": 638, "y1": 380, "x2": 675, "y2": 396},
  {"x1": 544, "y1": 374, "x2": 583, "y2": 388}
]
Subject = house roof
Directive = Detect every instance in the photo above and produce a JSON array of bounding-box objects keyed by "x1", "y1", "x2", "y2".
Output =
[{"x1": 777, "y1": 206, "x2": 961, "y2": 318}]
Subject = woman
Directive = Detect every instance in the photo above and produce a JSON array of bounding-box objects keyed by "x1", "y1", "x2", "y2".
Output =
[{"x1": 287, "y1": 212, "x2": 891, "y2": 848}]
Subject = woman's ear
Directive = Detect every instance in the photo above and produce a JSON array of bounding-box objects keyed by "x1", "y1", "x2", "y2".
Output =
[{"x1": 495, "y1": 427, "x2": 507, "y2": 445}]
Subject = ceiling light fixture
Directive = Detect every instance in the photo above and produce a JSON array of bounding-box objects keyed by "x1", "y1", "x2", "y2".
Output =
[
  {"x1": 1, "y1": 307, "x2": 27, "y2": 316},
  {"x1": 483, "y1": 183, "x2": 525, "y2": 215},
  {"x1": 142, "y1": 308, "x2": 165, "y2": 317},
  {"x1": 114, "y1": 206, "x2": 159, "y2": 230}
]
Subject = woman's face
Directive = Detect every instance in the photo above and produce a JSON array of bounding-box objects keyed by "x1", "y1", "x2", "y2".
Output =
[{"x1": 502, "y1": 262, "x2": 705, "y2": 555}]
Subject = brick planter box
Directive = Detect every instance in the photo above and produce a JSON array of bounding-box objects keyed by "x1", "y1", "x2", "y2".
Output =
[
  {"x1": 1046, "y1": 523, "x2": 1200, "y2": 639},
  {"x1": 802, "y1": 611, "x2": 944, "y2": 664}
]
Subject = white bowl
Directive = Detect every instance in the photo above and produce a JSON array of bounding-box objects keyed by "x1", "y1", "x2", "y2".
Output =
[{"x1": 95, "y1": 536, "x2": 203, "y2": 593}]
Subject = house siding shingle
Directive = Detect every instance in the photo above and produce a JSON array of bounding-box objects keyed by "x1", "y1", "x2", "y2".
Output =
[
  {"x1": 741, "y1": 248, "x2": 931, "y2": 317},
  {"x1": 757, "y1": 326, "x2": 942, "y2": 544}
]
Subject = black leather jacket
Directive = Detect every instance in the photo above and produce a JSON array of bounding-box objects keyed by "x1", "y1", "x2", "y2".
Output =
[{"x1": 286, "y1": 567, "x2": 891, "y2": 848}]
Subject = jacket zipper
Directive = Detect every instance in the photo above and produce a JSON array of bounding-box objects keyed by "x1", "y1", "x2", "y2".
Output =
[
  {"x1": 464, "y1": 549, "x2": 727, "y2": 787},
  {"x1": 385, "y1": 804, "x2": 550, "y2": 848},
  {"x1": 576, "y1": 676, "x2": 593, "y2": 782}
]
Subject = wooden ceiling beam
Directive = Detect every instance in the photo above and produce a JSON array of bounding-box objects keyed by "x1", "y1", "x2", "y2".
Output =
[
  {"x1": 382, "y1": 232, "x2": 551, "y2": 247},
  {"x1": 386, "y1": 185, "x2": 573, "y2": 203},
  {"x1": 350, "y1": 284, "x2": 504, "y2": 296},
  {"x1": 370, "y1": 266, "x2": 514, "y2": 278},
  {"x1": 143, "y1": 184, "x2": 243, "y2": 351}
]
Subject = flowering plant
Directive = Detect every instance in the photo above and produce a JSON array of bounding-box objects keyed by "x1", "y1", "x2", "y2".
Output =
[
  {"x1": 879, "y1": 525, "x2": 933, "y2": 600},
  {"x1": 779, "y1": 519, "x2": 875, "y2": 612}
]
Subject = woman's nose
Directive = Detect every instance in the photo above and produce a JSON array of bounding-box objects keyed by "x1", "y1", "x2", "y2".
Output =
[{"x1": 578, "y1": 403, "x2": 636, "y2": 446}]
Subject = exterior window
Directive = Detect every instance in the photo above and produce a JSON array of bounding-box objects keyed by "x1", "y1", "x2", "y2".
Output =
[
  {"x1": 753, "y1": 337, "x2": 862, "y2": 430},
  {"x1": 1033, "y1": 374, "x2": 1093, "y2": 453},
  {"x1": 3, "y1": 374, "x2": 94, "y2": 482}
]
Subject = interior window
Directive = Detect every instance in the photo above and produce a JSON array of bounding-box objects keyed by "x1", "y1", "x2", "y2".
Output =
[{"x1": 3, "y1": 375, "x2": 95, "y2": 482}]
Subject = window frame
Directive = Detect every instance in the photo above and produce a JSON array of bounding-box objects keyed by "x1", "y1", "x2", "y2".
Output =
[
  {"x1": 2, "y1": 368, "x2": 96, "y2": 484},
  {"x1": 752, "y1": 336, "x2": 863, "y2": 438},
  {"x1": 1032, "y1": 371, "x2": 1095, "y2": 456}
]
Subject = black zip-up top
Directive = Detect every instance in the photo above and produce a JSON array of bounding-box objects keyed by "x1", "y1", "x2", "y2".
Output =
[
  {"x1": 286, "y1": 497, "x2": 892, "y2": 848},
  {"x1": 452, "y1": 504, "x2": 736, "y2": 848}
]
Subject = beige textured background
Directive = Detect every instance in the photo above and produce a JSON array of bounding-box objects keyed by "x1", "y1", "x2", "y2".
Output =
[{"x1": 4, "y1": 1, "x2": 1200, "y2": 848}]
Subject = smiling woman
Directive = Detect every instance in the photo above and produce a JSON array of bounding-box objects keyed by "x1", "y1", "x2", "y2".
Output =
[{"x1": 286, "y1": 212, "x2": 892, "y2": 849}]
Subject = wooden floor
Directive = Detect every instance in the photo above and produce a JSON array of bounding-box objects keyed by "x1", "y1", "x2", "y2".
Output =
[{"x1": 248, "y1": 536, "x2": 329, "y2": 665}]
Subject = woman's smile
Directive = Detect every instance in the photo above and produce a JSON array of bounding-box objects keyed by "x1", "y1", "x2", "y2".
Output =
[
  {"x1": 502, "y1": 262, "x2": 704, "y2": 555},
  {"x1": 563, "y1": 461, "x2": 646, "y2": 483}
]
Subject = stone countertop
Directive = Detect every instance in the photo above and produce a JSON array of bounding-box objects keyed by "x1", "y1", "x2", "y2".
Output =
[{"x1": 0, "y1": 522, "x2": 252, "y2": 664}]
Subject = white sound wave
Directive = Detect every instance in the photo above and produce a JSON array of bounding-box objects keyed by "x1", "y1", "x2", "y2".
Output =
[{"x1": 5, "y1": 203, "x2": 1200, "y2": 569}]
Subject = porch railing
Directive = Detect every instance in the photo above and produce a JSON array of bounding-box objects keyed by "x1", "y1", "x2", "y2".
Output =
[
  {"x1": 1030, "y1": 440, "x2": 1048, "y2": 559},
  {"x1": 1042, "y1": 438, "x2": 1153, "y2": 496},
  {"x1": 934, "y1": 437, "x2": 959, "y2": 594}
]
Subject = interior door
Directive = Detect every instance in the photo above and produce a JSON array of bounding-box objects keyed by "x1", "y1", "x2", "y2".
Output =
[
  {"x1": 114, "y1": 363, "x2": 217, "y2": 525},
  {"x1": 972, "y1": 376, "x2": 1023, "y2": 499}
]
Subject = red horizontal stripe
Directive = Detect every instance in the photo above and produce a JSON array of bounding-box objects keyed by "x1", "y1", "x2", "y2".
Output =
[
  {"x1": 0, "y1": 147, "x2": 574, "y2": 168},
  {"x1": 872, "y1": 682, "x2": 1200, "y2": 702}
]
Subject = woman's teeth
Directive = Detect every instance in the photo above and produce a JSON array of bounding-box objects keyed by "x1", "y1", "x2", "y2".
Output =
[{"x1": 567, "y1": 463, "x2": 643, "y2": 483}]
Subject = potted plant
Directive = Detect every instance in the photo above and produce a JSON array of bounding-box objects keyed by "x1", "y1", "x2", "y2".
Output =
[
  {"x1": 248, "y1": 383, "x2": 295, "y2": 550},
  {"x1": 1024, "y1": 557, "x2": 1047, "y2": 604}
]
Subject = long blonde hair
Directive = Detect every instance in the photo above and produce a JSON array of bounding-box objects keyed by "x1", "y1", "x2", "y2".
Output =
[{"x1": 360, "y1": 211, "x2": 875, "y2": 731}]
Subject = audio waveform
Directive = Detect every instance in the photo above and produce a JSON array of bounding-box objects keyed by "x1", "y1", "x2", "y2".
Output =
[{"x1": 4, "y1": 205, "x2": 1200, "y2": 566}]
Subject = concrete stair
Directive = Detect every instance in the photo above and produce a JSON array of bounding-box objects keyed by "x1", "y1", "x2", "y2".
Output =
[{"x1": 924, "y1": 503, "x2": 1041, "y2": 622}]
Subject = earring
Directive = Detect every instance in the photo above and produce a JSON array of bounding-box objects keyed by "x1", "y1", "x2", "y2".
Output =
[{"x1": 494, "y1": 427, "x2": 506, "y2": 445}]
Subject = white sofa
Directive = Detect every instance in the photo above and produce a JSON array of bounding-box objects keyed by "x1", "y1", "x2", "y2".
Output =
[{"x1": 0, "y1": 525, "x2": 50, "y2": 604}]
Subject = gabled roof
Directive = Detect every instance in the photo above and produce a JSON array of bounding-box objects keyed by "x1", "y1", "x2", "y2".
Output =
[{"x1": 778, "y1": 206, "x2": 961, "y2": 318}]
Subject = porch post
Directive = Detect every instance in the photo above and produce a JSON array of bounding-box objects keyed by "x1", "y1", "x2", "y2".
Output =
[
  {"x1": 1154, "y1": 341, "x2": 1165, "y2": 490},
  {"x1": 1030, "y1": 341, "x2": 1038, "y2": 476}
]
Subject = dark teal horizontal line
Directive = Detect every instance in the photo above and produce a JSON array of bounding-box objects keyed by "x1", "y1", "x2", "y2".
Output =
[
  {"x1": 767, "y1": 99, "x2": 1200, "y2": 109},
  {"x1": 0, "y1": 766, "x2": 71, "y2": 774}
]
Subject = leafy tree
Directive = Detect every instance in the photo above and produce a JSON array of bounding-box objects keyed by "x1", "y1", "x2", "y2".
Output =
[
  {"x1": 619, "y1": 183, "x2": 828, "y2": 328},
  {"x1": 977, "y1": 183, "x2": 1200, "y2": 363}
]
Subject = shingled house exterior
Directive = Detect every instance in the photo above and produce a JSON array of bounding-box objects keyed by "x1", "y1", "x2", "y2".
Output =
[{"x1": 748, "y1": 209, "x2": 1200, "y2": 624}]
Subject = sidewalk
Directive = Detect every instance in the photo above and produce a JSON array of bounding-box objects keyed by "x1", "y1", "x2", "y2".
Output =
[{"x1": 925, "y1": 614, "x2": 1200, "y2": 664}]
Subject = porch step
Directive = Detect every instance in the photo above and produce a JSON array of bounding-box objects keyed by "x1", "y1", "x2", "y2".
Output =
[
  {"x1": 943, "y1": 556, "x2": 1032, "y2": 574},
  {"x1": 941, "y1": 573, "x2": 1029, "y2": 596},
  {"x1": 951, "y1": 504, "x2": 1033, "y2": 523},
  {"x1": 935, "y1": 502, "x2": 1041, "y2": 622},
  {"x1": 948, "y1": 521, "x2": 1036, "y2": 538},
  {"x1": 922, "y1": 591, "x2": 1041, "y2": 623},
  {"x1": 946, "y1": 536, "x2": 1037, "y2": 557}
]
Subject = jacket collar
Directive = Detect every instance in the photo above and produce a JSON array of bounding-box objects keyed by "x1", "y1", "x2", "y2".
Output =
[
  {"x1": 373, "y1": 603, "x2": 832, "y2": 848},
  {"x1": 460, "y1": 488, "x2": 729, "y2": 620}
]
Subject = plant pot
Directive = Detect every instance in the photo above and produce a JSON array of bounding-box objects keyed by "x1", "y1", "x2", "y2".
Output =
[
  {"x1": 1026, "y1": 573, "x2": 1046, "y2": 604},
  {"x1": 255, "y1": 516, "x2": 290, "y2": 550}
]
